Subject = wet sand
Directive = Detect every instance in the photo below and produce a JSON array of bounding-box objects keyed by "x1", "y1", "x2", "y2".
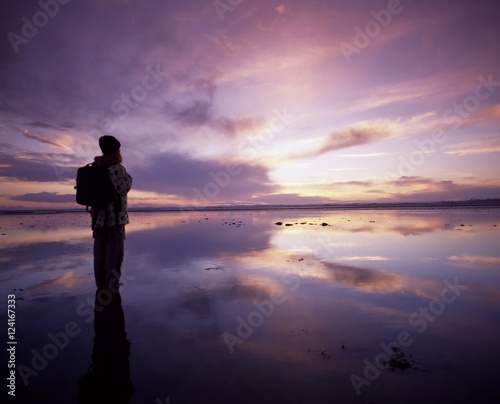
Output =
[{"x1": 2, "y1": 208, "x2": 500, "y2": 403}]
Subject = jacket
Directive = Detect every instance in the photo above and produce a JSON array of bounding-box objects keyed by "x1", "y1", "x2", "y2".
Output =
[{"x1": 92, "y1": 163, "x2": 132, "y2": 229}]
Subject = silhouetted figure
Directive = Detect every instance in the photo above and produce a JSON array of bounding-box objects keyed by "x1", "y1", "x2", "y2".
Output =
[
  {"x1": 77, "y1": 290, "x2": 134, "y2": 403},
  {"x1": 92, "y1": 135, "x2": 132, "y2": 289}
]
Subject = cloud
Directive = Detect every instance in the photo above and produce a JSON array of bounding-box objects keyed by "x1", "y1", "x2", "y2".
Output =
[
  {"x1": 1, "y1": 0, "x2": 500, "y2": 208},
  {"x1": 210, "y1": 115, "x2": 266, "y2": 138},
  {"x1": 464, "y1": 104, "x2": 500, "y2": 125},
  {"x1": 275, "y1": 5, "x2": 288, "y2": 15},
  {"x1": 390, "y1": 176, "x2": 454, "y2": 188},
  {"x1": 322, "y1": 262, "x2": 401, "y2": 294},
  {"x1": 21, "y1": 129, "x2": 71, "y2": 150},
  {"x1": 289, "y1": 125, "x2": 391, "y2": 160},
  {"x1": 336, "y1": 152, "x2": 391, "y2": 158},
  {"x1": 10, "y1": 192, "x2": 75, "y2": 204},
  {"x1": 0, "y1": 0, "x2": 189, "y2": 131},
  {"x1": 385, "y1": 176, "x2": 500, "y2": 202},
  {"x1": 131, "y1": 151, "x2": 277, "y2": 203},
  {"x1": 0, "y1": 145, "x2": 80, "y2": 182},
  {"x1": 320, "y1": 127, "x2": 388, "y2": 153},
  {"x1": 443, "y1": 138, "x2": 500, "y2": 156},
  {"x1": 24, "y1": 121, "x2": 74, "y2": 130},
  {"x1": 203, "y1": 30, "x2": 236, "y2": 52},
  {"x1": 283, "y1": 110, "x2": 434, "y2": 165},
  {"x1": 309, "y1": 176, "x2": 500, "y2": 203},
  {"x1": 336, "y1": 256, "x2": 390, "y2": 262},
  {"x1": 162, "y1": 76, "x2": 237, "y2": 131},
  {"x1": 251, "y1": 193, "x2": 330, "y2": 205},
  {"x1": 448, "y1": 254, "x2": 500, "y2": 269},
  {"x1": 168, "y1": 99, "x2": 213, "y2": 127},
  {"x1": 343, "y1": 81, "x2": 442, "y2": 114}
]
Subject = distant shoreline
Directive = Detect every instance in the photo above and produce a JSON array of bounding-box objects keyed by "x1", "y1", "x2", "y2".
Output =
[{"x1": 1, "y1": 199, "x2": 500, "y2": 215}]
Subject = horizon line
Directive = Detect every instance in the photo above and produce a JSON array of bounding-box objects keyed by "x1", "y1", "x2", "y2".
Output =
[{"x1": 1, "y1": 198, "x2": 500, "y2": 214}]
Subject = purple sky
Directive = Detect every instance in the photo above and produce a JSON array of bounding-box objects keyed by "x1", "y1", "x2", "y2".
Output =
[{"x1": 1, "y1": 0, "x2": 500, "y2": 208}]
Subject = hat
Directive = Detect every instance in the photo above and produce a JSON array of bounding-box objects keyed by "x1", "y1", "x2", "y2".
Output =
[{"x1": 99, "y1": 135, "x2": 121, "y2": 155}]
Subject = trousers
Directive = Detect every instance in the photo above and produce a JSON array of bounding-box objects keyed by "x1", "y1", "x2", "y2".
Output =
[{"x1": 93, "y1": 225, "x2": 125, "y2": 289}]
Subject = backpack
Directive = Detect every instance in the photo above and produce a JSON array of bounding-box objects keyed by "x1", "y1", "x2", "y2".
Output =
[{"x1": 75, "y1": 163, "x2": 115, "y2": 212}]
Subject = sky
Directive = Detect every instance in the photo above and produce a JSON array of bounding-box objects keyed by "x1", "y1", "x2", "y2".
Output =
[{"x1": 1, "y1": 0, "x2": 500, "y2": 209}]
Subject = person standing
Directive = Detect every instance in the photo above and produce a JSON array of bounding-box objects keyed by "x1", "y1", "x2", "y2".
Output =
[{"x1": 92, "y1": 135, "x2": 132, "y2": 290}]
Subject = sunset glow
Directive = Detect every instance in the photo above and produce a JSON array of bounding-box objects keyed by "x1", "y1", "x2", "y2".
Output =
[{"x1": 1, "y1": 0, "x2": 499, "y2": 209}]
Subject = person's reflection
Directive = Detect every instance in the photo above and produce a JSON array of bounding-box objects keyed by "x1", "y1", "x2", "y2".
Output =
[{"x1": 77, "y1": 290, "x2": 134, "y2": 403}]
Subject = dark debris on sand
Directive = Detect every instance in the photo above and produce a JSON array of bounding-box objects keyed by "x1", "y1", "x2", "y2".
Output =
[
  {"x1": 384, "y1": 346, "x2": 412, "y2": 372},
  {"x1": 275, "y1": 220, "x2": 330, "y2": 227}
]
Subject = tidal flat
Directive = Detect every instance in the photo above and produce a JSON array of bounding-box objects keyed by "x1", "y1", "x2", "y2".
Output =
[{"x1": 1, "y1": 208, "x2": 500, "y2": 403}]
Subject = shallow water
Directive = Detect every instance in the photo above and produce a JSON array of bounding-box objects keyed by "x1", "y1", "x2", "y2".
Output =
[{"x1": 2, "y1": 208, "x2": 500, "y2": 403}]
